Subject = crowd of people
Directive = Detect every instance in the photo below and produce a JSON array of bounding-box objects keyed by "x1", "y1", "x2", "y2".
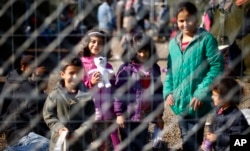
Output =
[{"x1": 0, "y1": 0, "x2": 250, "y2": 151}]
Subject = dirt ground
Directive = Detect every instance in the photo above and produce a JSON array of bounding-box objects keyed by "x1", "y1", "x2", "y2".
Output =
[
  {"x1": 26, "y1": 36, "x2": 250, "y2": 151},
  {"x1": 110, "y1": 37, "x2": 250, "y2": 151}
]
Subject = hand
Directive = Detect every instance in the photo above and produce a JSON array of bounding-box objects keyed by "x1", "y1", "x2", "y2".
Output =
[
  {"x1": 116, "y1": 115, "x2": 125, "y2": 128},
  {"x1": 206, "y1": 132, "x2": 217, "y2": 142},
  {"x1": 165, "y1": 94, "x2": 175, "y2": 106},
  {"x1": 200, "y1": 141, "x2": 206, "y2": 151},
  {"x1": 235, "y1": 0, "x2": 248, "y2": 7},
  {"x1": 59, "y1": 127, "x2": 69, "y2": 136},
  {"x1": 190, "y1": 97, "x2": 202, "y2": 111},
  {"x1": 91, "y1": 72, "x2": 101, "y2": 85}
]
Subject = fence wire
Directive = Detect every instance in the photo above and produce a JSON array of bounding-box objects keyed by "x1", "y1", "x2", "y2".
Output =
[{"x1": 0, "y1": 0, "x2": 250, "y2": 151}]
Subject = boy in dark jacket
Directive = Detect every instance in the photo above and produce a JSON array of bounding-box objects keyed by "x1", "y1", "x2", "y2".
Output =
[
  {"x1": 43, "y1": 57, "x2": 95, "y2": 151},
  {"x1": 0, "y1": 55, "x2": 50, "y2": 151},
  {"x1": 201, "y1": 77, "x2": 250, "y2": 151},
  {"x1": 0, "y1": 55, "x2": 34, "y2": 116},
  {"x1": 28, "y1": 66, "x2": 50, "y2": 138}
]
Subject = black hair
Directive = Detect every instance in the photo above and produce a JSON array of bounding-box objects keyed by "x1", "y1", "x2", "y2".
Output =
[
  {"x1": 61, "y1": 57, "x2": 83, "y2": 72},
  {"x1": 211, "y1": 77, "x2": 243, "y2": 105},
  {"x1": 77, "y1": 27, "x2": 112, "y2": 59},
  {"x1": 123, "y1": 33, "x2": 158, "y2": 65},
  {"x1": 20, "y1": 55, "x2": 34, "y2": 66},
  {"x1": 175, "y1": 1, "x2": 197, "y2": 18}
]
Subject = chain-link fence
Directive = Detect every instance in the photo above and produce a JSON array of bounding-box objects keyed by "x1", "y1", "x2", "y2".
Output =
[{"x1": 1, "y1": 0, "x2": 250, "y2": 151}]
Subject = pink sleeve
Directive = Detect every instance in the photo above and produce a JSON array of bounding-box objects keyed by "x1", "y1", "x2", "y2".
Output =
[
  {"x1": 83, "y1": 75, "x2": 93, "y2": 89},
  {"x1": 82, "y1": 62, "x2": 114, "y2": 88},
  {"x1": 82, "y1": 63, "x2": 94, "y2": 89}
]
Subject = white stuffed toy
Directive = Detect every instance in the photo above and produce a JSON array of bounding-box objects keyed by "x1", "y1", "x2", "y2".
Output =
[{"x1": 88, "y1": 56, "x2": 114, "y2": 88}]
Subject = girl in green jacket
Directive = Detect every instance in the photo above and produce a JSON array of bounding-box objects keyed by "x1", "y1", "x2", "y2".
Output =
[{"x1": 163, "y1": 1, "x2": 224, "y2": 151}]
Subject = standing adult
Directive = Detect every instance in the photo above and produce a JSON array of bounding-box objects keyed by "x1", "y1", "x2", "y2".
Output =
[
  {"x1": 97, "y1": 0, "x2": 116, "y2": 35},
  {"x1": 209, "y1": 0, "x2": 233, "y2": 44},
  {"x1": 235, "y1": 0, "x2": 250, "y2": 39}
]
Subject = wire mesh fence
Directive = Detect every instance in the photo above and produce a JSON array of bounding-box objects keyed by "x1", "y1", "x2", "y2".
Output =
[{"x1": 0, "y1": 0, "x2": 250, "y2": 151}]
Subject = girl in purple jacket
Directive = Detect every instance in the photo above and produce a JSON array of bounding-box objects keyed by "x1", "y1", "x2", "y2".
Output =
[
  {"x1": 77, "y1": 28, "x2": 120, "y2": 151},
  {"x1": 114, "y1": 33, "x2": 165, "y2": 151}
]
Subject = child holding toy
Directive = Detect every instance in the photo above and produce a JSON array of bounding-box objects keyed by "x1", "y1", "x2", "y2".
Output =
[{"x1": 77, "y1": 27, "x2": 120, "y2": 151}]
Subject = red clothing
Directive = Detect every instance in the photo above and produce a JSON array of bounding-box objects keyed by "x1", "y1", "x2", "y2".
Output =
[{"x1": 181, "y1": 41, "x2": 190, "y2": 51}]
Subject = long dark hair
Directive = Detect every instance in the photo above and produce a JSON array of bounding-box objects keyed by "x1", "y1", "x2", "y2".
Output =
[{"x1": 76, "y1": 27, "x2": 112, "y2": 59}]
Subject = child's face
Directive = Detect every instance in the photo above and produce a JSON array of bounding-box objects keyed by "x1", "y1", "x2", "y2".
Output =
[
  {"x1": 21, "y1": 64, "x2": 34, "y2": 76},
  {"x1": 136, "y1": 49, "x2": 150, "y2": 63},
  {"x1": 177, "y1": 9, "x2": 197, "y2": 36},
  {"x1": 212, "y1": 91, "x2": 220, "y2": 106},
  {"x1": 88, "y1": 36, "x2": 104, "y2": 56},
  {"x1": 212, "y1": 91, "x2": 226, "y2": 106},
  {"x1": 60, "y1": 65, "x2": 83, "y2": 91}
]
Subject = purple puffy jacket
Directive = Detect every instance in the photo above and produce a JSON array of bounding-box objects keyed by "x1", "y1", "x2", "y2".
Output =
[{"x1": 114, "y1": 63, "x2": 164, "y2": 121}]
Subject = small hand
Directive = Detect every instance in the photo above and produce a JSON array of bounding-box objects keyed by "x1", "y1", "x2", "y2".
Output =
[
  {"x1": 190, "y1": 97, "x2": 202, "y2": 111},
  {"x1": 165, "y1": 94, "x2": 175, "y2": 106},
  {"x1": 91, "y1": 72, "x2": 101, "y2": 85},
  {"x1": 200, "y1": 141, "x2": 206, "y2": 151},
  {"x1": 58, "y1": 127, "x2": 69, "y2": 136},
  {"x1": 116, "y1": 115, "x2": 125, "y2": 128}
]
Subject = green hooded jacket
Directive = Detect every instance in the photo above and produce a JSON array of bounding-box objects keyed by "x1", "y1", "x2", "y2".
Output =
[{"x1": 163, "y1": 28, "x2": 224, "y2": 117}]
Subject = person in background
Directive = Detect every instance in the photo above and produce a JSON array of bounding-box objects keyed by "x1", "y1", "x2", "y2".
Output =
[
  {"x1": 116, "y1": 0, "x2": 125, "y2": 34},
  {"x1": 201, "y1": 77, "x2": 250, "y2": 151},
  {"x1": 114, "y1": 33, "x2": 165, "y2": 151},
  {"x1": 43, "y1": 57, "x2": 95, "y2": 151},
  {"x1": 163, "y1": 1, "x2": 224, "y2": 151},
  {"x1": 235, "y1": 0, "x2": 250, "y2": 39},
  {"x1": 120, "y1": 8, "x2": 139, "y2": 62},
  {"x1": 0, "y1": 55, "x2": 34, "y2": 116},
  {"x1": 28, "y1": 66, "x2": 50, "y2": 138},
  {"x1": 97, "y1": 0, "x2": 116, "y2": 35},
  {"x1": 77, "y1": 28, "x2": 120, "y2": 151},
  {"x1": 0, "y1": 56, "x2": 50, "y2": 151},
  {"x1": 209, "y1": 0, "x2": 233, "y2": 45},
  {"x1": 157, "y1": 4, "x2": 171, "y2": 41}
]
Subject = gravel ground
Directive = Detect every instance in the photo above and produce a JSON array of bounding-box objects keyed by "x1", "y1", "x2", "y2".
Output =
[
  {"x1": 111, "y1": 37, "x2": 250, "y2": 151},
  {"x1": 44, "y1": 37, "x2": 250, "y2": 151}
]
